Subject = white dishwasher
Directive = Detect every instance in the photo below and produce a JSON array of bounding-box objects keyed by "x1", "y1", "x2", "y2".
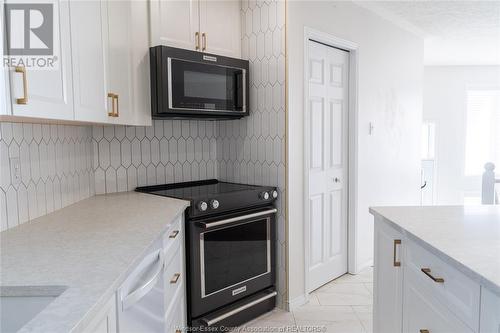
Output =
[{"x1": 117, "y1": 238, "x2": 165, "y2": 333}]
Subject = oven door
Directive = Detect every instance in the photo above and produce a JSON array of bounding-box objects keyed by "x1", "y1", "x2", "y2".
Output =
[
  {"x1": 188, "y1": 207, "x2": 276, "y2": 319},
  {"x1": 168, "y1": 58, "x2": 246, "y2": 114}
]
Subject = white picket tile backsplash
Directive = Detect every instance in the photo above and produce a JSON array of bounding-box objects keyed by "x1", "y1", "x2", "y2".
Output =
[
  {"x1": 92, "y1": 120, "x2": 218, "y2": 194},
  {"x1": 0, "y1": 122, "x2": 95, "y2": 231}
]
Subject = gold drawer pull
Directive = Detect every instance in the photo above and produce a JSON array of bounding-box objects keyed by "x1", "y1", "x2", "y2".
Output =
[
  {"x1": 15, "y1": 66, "x2": 28, "y2": 104},
  {"x1": 202, "y1": 32, "x2": 207, "y2": 51},
  {"x1": 107, "y1": 93, "x2": 116, "y2": 117},
  {"x1": 114, "y1": 94, "x2": 119, "y2": 117},
  {"x1": 195, "y1": 32, "x2": 200, "y2": 50},
  {"x1": 393, "y1": 239, "x2": 401, "y2": 267},
  {"x1": 169, "y1": 230, "x2": 179, "y2": 239},
  {"x1": 420, "y1": 330, "x2": 429, "y2": 333},
  {"x1": 421, "y1": 268, "x2": 444, "y2": 283},
  {"x1": 170, "y1": 273, "x2": 181, "y2": 284},
  {"x1": 107, "y1": 93, "x2": 119, "y2": 117}
]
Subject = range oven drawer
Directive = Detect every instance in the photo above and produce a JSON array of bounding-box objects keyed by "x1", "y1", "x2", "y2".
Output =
[
  {"x1": 187, "y1": 207, "x2": 277, "y2": 319},
  {"x1": 192, "y1": 288, "x2": 277, "y2": 329}
]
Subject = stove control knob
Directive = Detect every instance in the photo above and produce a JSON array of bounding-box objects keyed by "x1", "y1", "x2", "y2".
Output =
[
  {"x1": 198, "y1": 201, "x2": 208, "y2": 211},
  {"x1": 260, "y1": 191, "x2": 270, "y2": 200},
  {"x1": 210, "y1": 199, "x2": 220, "y2": 209},
  {"x1": 272, "y1": 190, "x2": 278, "y2": 199}
]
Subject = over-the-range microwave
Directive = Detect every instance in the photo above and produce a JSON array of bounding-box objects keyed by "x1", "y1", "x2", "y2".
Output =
[{"x1": 150, "y1": 46, "x2": 249, "y2": 119}]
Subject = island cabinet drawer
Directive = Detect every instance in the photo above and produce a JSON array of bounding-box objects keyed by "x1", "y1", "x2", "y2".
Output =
[
  {"x1": 164, "y1": 216, "x2": 183, "y2": 265},
  {"x1": 406, "y1": 239, "x2": 480, "y2": 331},
  {"x1": 480, "y1": 287, "x2": 500, "y2": 333},
  {"x1": 403, "y1": 265, "x2": 475, "y2": 333},
  {"x1": 164, "y1": 244, "x2": 183, "y2": 312}
]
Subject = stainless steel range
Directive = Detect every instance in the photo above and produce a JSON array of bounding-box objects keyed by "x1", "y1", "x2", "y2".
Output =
[{"x1": 136, "y1": 179, "x2": 278, "y2": 329}]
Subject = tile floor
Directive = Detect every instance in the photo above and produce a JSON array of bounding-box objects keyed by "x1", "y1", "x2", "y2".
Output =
[{"x1": 243, "y1": 267, "x2": 373, "y2": 333}]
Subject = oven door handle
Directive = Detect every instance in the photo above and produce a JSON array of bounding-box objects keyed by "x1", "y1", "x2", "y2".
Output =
[
  {"x1": 202, "y1": 291, "x2": 278, "y2": 326},
  {"x1": 198, "y1": 208, "x2": 277, "y2": 229}
]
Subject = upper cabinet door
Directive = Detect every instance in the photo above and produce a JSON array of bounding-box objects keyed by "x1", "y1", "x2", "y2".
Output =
[
  {"x1": 7, "y1": 0, "x2": 74, "y2": 120},
  {"x1": 1, "y1": 1, "x2": 11, "y2": 116},
  {"x1": 128, "y1": 1, "x2": 152, "y2": 126},
  {"x1": 104, "y1": 0, "x2": 133, "y2": 125},
  {"x1": 106, "y1": 0, "x2": 151, "y2": 126},
  {"x1": 69, "y1": 0, "x2": 109, "y2": 123},
  {"x1": 199, "y1": 0, "x2": 241, "y2": 58},
  {"x1": 150, "y1": 0, "x2": 200, "y2": 51}
]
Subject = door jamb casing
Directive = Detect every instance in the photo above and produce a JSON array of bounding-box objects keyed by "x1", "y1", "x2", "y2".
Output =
[{"x1": 303, "y1": 27, "x2": 359, "y2": 296}]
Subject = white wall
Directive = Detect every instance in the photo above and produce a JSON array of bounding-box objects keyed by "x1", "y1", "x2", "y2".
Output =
[
  {"x1": 423, "y1": 66, "x2": 500, "y2": 204},
  {"x1": 287, "y1": 1, "x2": 423, "y2": 305}
]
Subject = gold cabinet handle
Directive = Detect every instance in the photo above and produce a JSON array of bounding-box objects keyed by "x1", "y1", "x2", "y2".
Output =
[
  {"x1": 107, "y1": 93, "x2": 119, "y2": 117},
  {"x1": 202, "y1": 32, "x2": 207, "y2": 51},
  {"x1": 107, "y1": 93, "x2": 116, "y2": 116},
  {"x1": 15, "y1": 66, "x2": 28, "y2": 104},
  {"x1": 393, "y1": 239, "x2": 401, "y2": 267},
  {"x1": 195, "y1": 32, "x2": 200, "y2": 50},
  {"x1": 420, "y1": 330, "x2": 430, "y2": 333},
  {"x1": 170, "y1": 273, "x2": 181, "y2": 284},
  {"x1": 114, "y1": 94, "x2": 119, "y2": 117},
  {"x1": 421, "y1": 268, "x2": 444, "y2": 283},
  {"x1": 169, "y1": 230, "x2": 179, "y2": 239}
]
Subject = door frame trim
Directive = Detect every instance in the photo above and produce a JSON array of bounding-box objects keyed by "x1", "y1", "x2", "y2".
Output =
[{"x1": 303, "y1": 27, "x2": 359, "y2": 294}]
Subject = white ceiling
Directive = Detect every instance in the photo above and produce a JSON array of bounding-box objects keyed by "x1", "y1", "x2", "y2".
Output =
[{"x1": 356, "y1": 1, "x2": 500, "y2": 66}]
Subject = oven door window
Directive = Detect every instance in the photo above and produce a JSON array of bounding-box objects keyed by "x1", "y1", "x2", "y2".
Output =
[
  {"x1": 169, "y1": 58, "x2": 245, "y2": 112},
  {"x1": 200, "y1": 218, "x2": 270, "y2": 297}
]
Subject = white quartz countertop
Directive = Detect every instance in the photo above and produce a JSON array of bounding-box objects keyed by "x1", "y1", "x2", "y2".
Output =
[
  {"x1": 0, "y1": 192, "x2": 189, "y2": 333},
  {"x1": 370, "y1": 205, "x2": 500, "y2": 295}
]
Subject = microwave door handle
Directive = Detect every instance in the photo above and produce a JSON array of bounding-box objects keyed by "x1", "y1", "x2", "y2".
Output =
[
  {"x1": 121, "y1": 250, "x2": 164, "y2": 310},
  {"x1": 198, "y1": 208, "x2": 277, "y2": 229}
]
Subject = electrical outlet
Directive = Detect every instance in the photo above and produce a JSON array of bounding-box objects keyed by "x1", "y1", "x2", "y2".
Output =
[{"x1": 10, "y1": 157, "x2": 21, "y2": 186}]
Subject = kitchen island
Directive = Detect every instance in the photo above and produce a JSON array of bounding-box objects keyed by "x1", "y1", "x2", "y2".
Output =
[
  {"x1": 0, "y1": 192, "x2": 189, "y2": 333},
  {"x1": 370, "y1": 205, "x2": 500, "y2": 333}
]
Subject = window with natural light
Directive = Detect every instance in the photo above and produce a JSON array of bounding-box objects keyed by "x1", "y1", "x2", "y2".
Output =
[{"x1": 465, "y1": 90, "x2": 500, "y2": 176}]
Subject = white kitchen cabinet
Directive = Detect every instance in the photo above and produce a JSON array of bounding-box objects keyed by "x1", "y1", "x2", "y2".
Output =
[
  {"x1": 82, "y1": 294, "x2": 117, "y2": 333},
  {"x1": 405, "y1": 238, "x2": 480, "y2": 330},
  {"x1": 104, "y1": 0, "x2": 151, "y2": 126},
  {"x1": 403, "y1": 266, "x2": 474, "y2": 333},
  {"x1": 150, "y1": 0, "x2": 241, "y2": 58},
  {"x1": 373, "y1": 218, "x2": 404, "y2": 333},
  {"x1": 3, "y1": 0, "x2": 150, "y2": 126},
  {"x1": 150, "y1": 0, "x2": 200, "y2": 51},
  {"x1": 105, "y1": 0, "x2": 133, "y2": 124},
  {"x1": 199, "y1": 0, "x2": 241, "y2": 58},
  {"x1": 0, "y1": 0, "x2": 11, "y2": 116},
  {"x1": 164, "y1": 216, "x2": 187, "y2": 331},
  {"x1": 70, "y1": 0, "x2": 150, "y2": 126},
  {"x1": 7, "y1": 0, "x2": 74, "y2": 120},
  {"x1": 69, "y1": 0, "x2": 109, "y2": 123},
  {"x1": 127, "y1": 0, "x2": 152, "y2": 126},
  {"x1": 480, "y1": 288, "x2": 500, "y2": 333}
]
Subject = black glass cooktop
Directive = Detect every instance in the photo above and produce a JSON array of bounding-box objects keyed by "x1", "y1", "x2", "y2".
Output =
[
  {"x1": 136, "y1": 179, "x2": 260, "y2": 200},
  {"x1": 136, "y1": 179, "x2": 277, "y2": 217}
]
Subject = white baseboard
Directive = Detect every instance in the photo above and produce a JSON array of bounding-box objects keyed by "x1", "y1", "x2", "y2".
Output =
[
  {"x1": 287, "y1": 294, "x2": 308, "y2": 311},
  {"x1": 355, "y1": 259, "x2": 373, "y2": 274}
]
